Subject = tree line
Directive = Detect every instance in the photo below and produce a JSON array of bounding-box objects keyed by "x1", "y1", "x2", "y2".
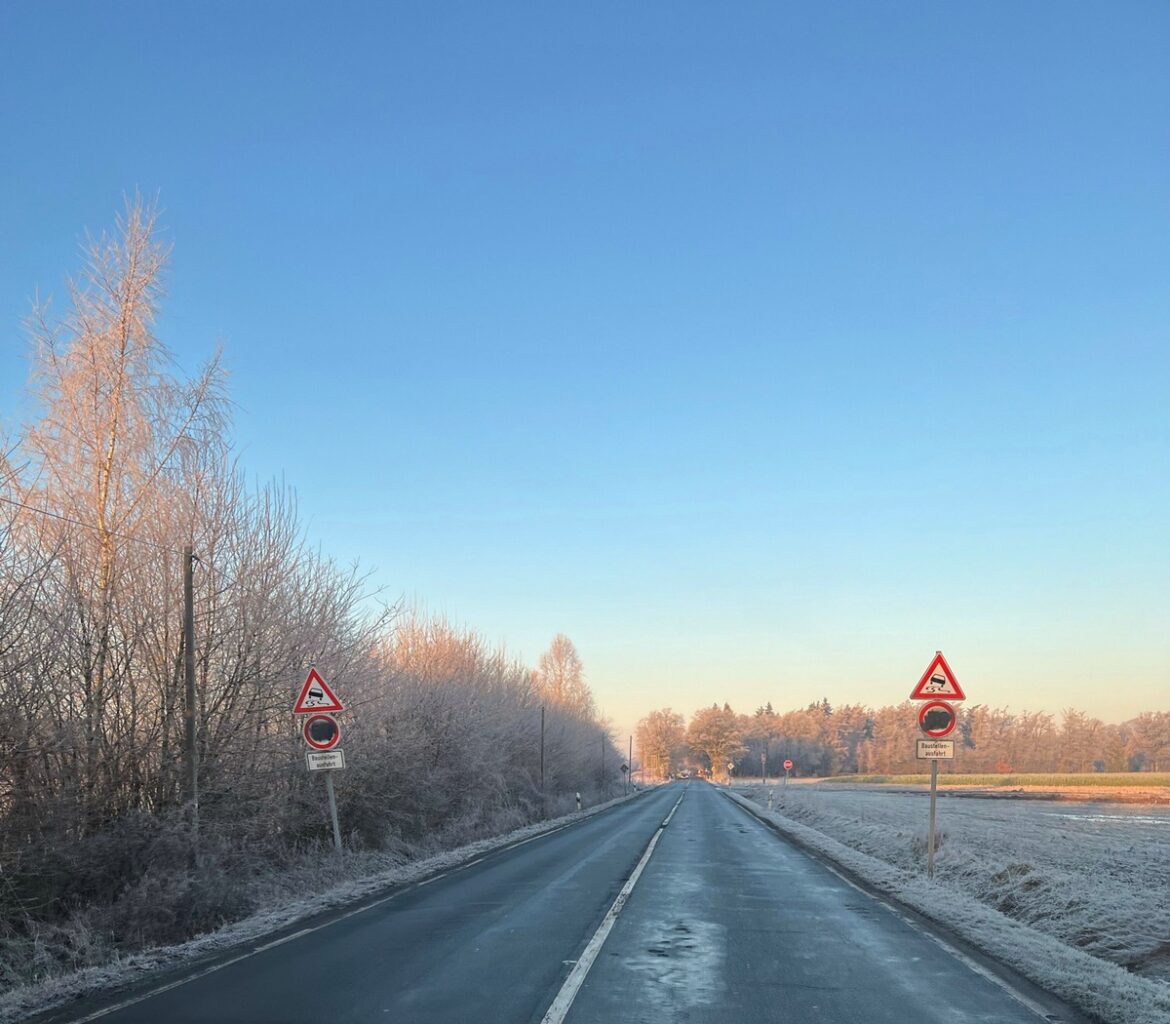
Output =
[
  {"x1": 0, "y1": 203, "x2": 622, "y2": 985},
  {"x1": 638, "y1": 700, "x2": 1170, "y2": 780}
]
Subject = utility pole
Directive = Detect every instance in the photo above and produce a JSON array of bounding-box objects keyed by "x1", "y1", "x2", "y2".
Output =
[
  {"x1": 626, "y1": 735, "x2": 632, "y2": 796},
  {"x1": 540, "y1": 706, "x2": 546, "y2": 818},
  {"x1": 182, "y1": 545, "x2": 198, "y2": 835},
  {"x1": 601, "y1": 734, "x2": 605, "y2": 796}
]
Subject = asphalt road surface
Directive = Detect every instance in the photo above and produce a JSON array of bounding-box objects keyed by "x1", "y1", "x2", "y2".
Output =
[{"x1": 53, "y1": 782, "x2": 1087, "y2": 1024}]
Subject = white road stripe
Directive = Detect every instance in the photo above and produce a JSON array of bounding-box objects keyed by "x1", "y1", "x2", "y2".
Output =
[
  {"x1": 539, "y1": 790, "x2": 686, "y2": 1024},
  {"x1": 251, "y1": 927, "x2": 313, "y2": 953}
]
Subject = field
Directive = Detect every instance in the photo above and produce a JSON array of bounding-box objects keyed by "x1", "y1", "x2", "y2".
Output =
[{"x1": 824, "y1": 772, "x2": 1170, "y2": 791}]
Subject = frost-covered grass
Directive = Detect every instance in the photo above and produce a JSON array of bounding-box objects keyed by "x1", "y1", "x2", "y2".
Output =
[
  {"x1": 731, "y1": 783, "x2": 1170, "y2": 1024},
  {"x1": 827, "y1": 772, "x2": 1170, "y2": 789},
  {"x1": 0, "y1": 791, "x2": 646, "y2": 1024}
]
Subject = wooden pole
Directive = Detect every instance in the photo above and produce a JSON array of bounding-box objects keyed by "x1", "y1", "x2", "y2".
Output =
[{"x1": 183, "y1": 545, "x2": 198, "y2": 834}]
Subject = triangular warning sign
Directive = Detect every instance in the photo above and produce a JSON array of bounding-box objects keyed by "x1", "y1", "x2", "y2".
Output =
[
  {"x1": 910, "y1": 651, "x2": 965, "y2": 701},
  {"x1": 293, "y1": 668, "x2": 344, "y2": 714}
]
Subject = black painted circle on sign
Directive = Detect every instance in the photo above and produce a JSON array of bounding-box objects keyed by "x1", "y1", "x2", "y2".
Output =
[
  {"x1": 309, "y1": 718, "x2": 337, "y2": 743},
  {"x1": 303, "y1": 713, "x2": 341, "y2": 750},
  {"x1": 918, "y1": 699, "x2": 956, "y2": 738}
]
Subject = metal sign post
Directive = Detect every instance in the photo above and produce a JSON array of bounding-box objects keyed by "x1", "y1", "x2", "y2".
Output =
[
  {"x1": 910, "y1": 651, "x2": 966, "y2": 881},
  {"x1": 926, "y1": 760, "x2": 938, "y2": 878},
  {"x1": 294, "y1": 668, "x2": 347, "y2": 853},
  {"x1": 324, "y1": 772, "x2": 343, "y2": 852}
]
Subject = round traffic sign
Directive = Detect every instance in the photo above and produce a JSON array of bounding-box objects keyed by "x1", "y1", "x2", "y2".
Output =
[
  {"x1": 303, "y1": 713, "x2": 341, "y2": 751},
  {"x1": 918, "y1": 700, "x2": 956, "y2": 738},
  {"x1": 783, "y1": 759, "x2": 793, "y2": 771}
]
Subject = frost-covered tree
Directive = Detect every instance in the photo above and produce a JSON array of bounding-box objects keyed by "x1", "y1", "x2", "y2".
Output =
[
  {"x1": 687, "y1": 703, "x2": 745, "y2": 780},
  {"x1": 636, "y1": 708, "x2": 685, "y2": 779},
  {"x1": 533, "y1": 633, "x2": 595, "y2": 718}
]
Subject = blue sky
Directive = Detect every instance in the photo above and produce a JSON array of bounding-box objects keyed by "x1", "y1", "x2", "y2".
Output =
[{"x1": 2, "y1": 2, "x2": 1167, "y2": 738}]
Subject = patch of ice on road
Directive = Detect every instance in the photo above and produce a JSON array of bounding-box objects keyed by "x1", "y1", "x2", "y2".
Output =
[{"x1": 621, "y1": 917, "x2": 724, "y2": 1018}]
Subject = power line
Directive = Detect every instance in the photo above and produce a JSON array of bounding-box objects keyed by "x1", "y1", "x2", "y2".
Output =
[
  {"x1": 0, "y1": 493, "x2": 245, "y2": 590},
  {"x1": 0, "y1": 493, "x2": 176, "y2": 553}
]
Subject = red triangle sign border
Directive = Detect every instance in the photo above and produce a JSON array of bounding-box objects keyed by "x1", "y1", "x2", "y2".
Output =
[
  {"x1": 909, "y1": 651, "x2": 965, "y2": 701},
  {"x1": 293, "y1": 667, "x2": 344, "y2": 714}
]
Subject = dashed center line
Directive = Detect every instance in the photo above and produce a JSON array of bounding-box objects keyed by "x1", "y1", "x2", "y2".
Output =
[{"x1": 539, "y1": 788, "x2": 686, "y2": 1024}]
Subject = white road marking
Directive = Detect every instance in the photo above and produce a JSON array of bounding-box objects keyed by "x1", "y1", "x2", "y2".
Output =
[
  {"x1": 251, "y1": 927, "x2": 313, "y2": 953},
  {"x1": 662, "y1": 790, "x2": 685, "y2": 826},
  {"x1": 539, "y1": 790, "x2": 686, "y2": 1024},
  {"x1": 724, "y1": 790, "x2": 1061, "y2": 1023}
]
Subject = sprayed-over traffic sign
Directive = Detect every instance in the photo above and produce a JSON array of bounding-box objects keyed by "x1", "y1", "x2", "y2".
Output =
[
  {"x1": 910, "y1": 651, "x2": 965, "y2": 701},
  {"x1": 294, "y1": 667, "x2": 344, "y2": 714},
  {"x1": 303, "y1": 713, "x2": 341, "y2": 751},
  {"x1": 918, "y1": 699, "x2": 957, "y2": 738}
]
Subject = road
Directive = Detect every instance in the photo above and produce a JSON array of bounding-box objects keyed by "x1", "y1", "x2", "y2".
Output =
[{"x1": 52, "y1": 782, "x2": 1087, "y2": 1024}]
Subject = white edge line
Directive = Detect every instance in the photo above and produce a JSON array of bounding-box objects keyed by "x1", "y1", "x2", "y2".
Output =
[
  {"x1": 250, "y1": 927, "x2": 313, "y2": 954},
  {"x1": 540, "y1": 791, "x2": 685, "y2": 1024},
  {"x1": 723, "y1": 790, "x2": 1058, "y2": 1023}
]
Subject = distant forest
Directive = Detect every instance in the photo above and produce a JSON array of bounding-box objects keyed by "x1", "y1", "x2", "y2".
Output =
[{"x1": 637, "y1": 702, "x2": 1170, "y2": 780}]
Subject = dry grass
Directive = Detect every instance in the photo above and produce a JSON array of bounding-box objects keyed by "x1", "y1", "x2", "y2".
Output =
[{"x1": 826, "y1": 772, "x2": 1170, "y2": 789}]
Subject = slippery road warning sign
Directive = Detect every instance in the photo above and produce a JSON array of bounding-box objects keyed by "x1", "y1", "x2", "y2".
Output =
[
  {"x1": 294, "y1": 667, "x2": 344, "y2": 714},
  {"x1": 910, "y1": 651, "x2": 965, "y2": 701}
]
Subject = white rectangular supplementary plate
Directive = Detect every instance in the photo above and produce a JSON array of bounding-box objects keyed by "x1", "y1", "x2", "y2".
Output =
[
  {"x1": 306, "y1": 749, "x2": 346, "y2": 771},
  {"x1": 916, "y1": 740, "x2": 954, "y2": 760}
]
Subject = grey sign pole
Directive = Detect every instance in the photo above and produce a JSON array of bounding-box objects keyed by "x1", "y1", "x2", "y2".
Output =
[
  {"x1": 926, "y1": 759, "x2": 938, "y2": 879},
  {"x1": 324, "y1": 772, "x2": 342, "y2": 852}
]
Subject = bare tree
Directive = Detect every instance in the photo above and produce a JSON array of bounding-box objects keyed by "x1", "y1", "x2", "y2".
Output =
[
  {"x1": 635, "y1": 708, "x2": 685, "y2": 779},
  {"x1": 533, "y1": 634, "x2": 594, "y2": 718}
]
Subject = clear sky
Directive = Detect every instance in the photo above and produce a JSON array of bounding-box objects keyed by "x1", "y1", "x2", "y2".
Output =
[{"x1": 2, "y1": 2, "x2": 1167, "y2": 740}]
